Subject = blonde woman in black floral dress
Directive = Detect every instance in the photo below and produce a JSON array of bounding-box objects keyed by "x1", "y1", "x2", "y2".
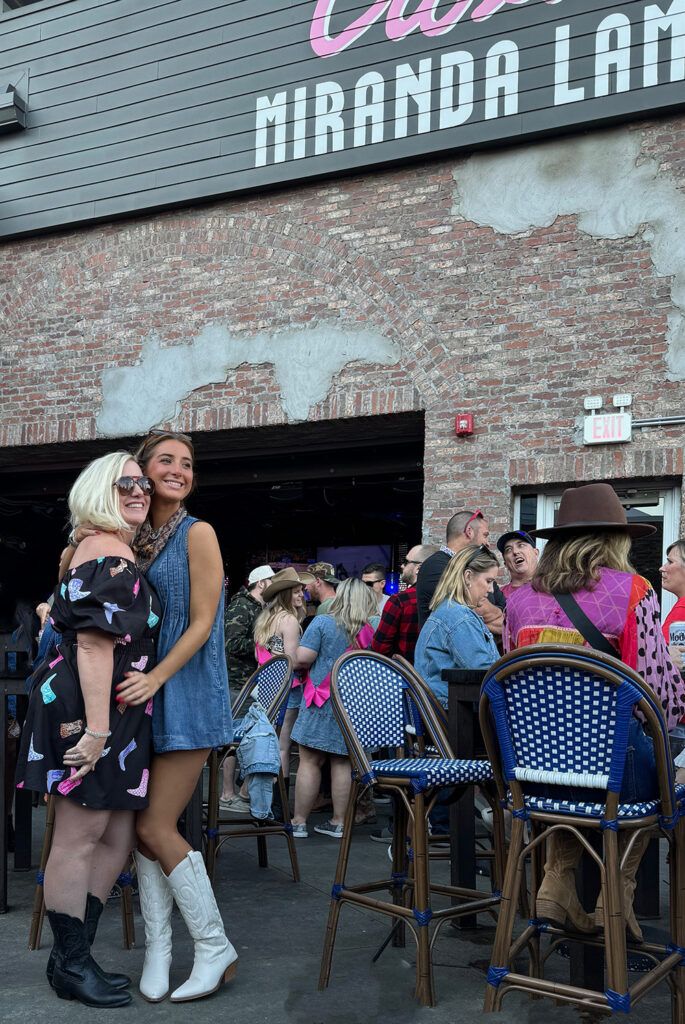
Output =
[{"x1": 15, "y1": 452, "x2": 161, "y2": 1008}]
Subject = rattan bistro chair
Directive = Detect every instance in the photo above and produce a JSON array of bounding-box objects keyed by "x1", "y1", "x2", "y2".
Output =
[
  {"x1": 480, "y1": 643, "x2": 685, "y2": 1020},
  {"x1": 318, "y1": 650, "x2": 505, "y2": 1006},
  {"x1": 204, "y1": 654, "x2": 300, "y2": 883}
]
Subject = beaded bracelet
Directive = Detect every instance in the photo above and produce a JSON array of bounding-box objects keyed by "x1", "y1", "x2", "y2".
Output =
[{"x1": 84, "y1": 726, "x2": 112, "y2": 740}]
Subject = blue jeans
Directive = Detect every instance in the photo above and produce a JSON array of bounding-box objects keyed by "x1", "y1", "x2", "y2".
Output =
[{"x1": 621, "y1": 718, "x2": 657, "y2": 802}]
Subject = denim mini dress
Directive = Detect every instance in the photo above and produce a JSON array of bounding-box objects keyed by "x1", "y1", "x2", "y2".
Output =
[{"x1": 146, "y1": 516, "x2": 234, "y2": 754}]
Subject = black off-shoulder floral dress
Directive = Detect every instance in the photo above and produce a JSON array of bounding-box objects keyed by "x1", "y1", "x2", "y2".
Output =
[{"x1": 15, "y1": 557, "x2": 161, "y2": 811}]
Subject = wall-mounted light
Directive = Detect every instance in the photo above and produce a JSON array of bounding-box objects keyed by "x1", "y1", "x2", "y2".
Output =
[
  {"x1": 612, "y1": 394, "x2": 632, "y2": 408},
  {"x1": 0, "y1": 69, "x2": 29, "y2": 134},
  {"x1": 583, "y1": 396, "x2": 603, "y2": 411}
]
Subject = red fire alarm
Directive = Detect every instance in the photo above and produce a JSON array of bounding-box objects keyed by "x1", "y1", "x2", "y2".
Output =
[{"x1": 455, "y1": 414, "x2": 474, "y2": 436}]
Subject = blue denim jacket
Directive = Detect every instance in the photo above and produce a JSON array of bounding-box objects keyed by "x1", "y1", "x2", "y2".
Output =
[
  {"x1": 235, "y1": 704, "x2": 281, "y2": 820},
  {"x1": 414, "y1": 599, "x2": 499, "y2": 707}
]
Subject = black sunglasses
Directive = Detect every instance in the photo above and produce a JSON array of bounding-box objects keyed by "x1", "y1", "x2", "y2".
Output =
[
  {"x1": 401, "y1": 559, "x2": 423, "y2": 566},
  {"x1": 465, "y1": 544, "x2": 495, "y2": 567},
  {"x1": 113, "y1": 476, "x2": 155, "y2": 496},
  {"x1": 362, "y1": 579, "x2": 382, "y2": 587}
]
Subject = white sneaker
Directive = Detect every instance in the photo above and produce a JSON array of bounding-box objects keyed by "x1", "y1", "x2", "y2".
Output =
[{"x1": 291, "y1": 822, "x2": 308, "y2": 838}]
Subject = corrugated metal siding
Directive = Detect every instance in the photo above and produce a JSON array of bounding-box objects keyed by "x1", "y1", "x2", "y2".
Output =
[{"x1": 0, "y1": 0, "x2": 683, "y2": 238}]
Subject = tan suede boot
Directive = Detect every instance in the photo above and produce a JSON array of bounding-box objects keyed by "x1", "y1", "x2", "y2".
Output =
[
  {"x1": 536, "y1": 830, "x2": 598, "y2": 933},
  {"x1": 594, "y1": 830, "x2": 651, "y2": 943}
]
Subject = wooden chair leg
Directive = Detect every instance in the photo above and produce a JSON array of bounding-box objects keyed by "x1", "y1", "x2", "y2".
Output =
[
  {"x1": 318, "y1": 781, "x2": 358, "y2": 991},
  {"x1": 119, "y1": 862, "x2": 136, "y2": 949},
  {"x1": 257, "y1": 832, "x2": 268, "y2": 868},
  {"x1": 671, "y1": 821, "x2": 685, "y2": 1024},
  {"x1": 204, "y1": 750, "x2": 219, "y2": 882},
  {"x1": 276, "y1": 770, "x2": 300, "y2": 882},
  {"x1": 483, "y1": 815, "x2": 527, "y2": 1013},
  {"x1": 410, "y1": 790, "x2": 435, "y2": 1007},
  {"x1": 28, "y1": 795, "x2": 55, "y2": 950},
  {"x1": 603, "y1": 827, "x2": 628, "y2": 1007}
]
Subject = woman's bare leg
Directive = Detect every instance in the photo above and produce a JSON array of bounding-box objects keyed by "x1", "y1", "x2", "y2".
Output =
[
  {"x1": 87, "y1": 809, "x2": 137, "y2": 904},
  {"x1": 292, "y1": 746, "x2": 325, "y2": 825},
  {"x1": 330, "y1": 755, "x2": 352, "y2": 827},
  {"x1": 220, "y1": 754, "x2": 237, "y2": 801},
  {"x1": 278, "y1": 708, "x2": 298, "y2": 779},
  {"x1": 44, "y1": 797, "x2": 111, "y2": 918},
  {"x1": 135, "y1": 749, "x2": 210, "y2": 875}
]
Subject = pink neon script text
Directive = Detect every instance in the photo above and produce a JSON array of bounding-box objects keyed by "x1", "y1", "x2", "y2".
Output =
[{"x1": 310, "y1": 1, "x2": 563, "y2": 58}]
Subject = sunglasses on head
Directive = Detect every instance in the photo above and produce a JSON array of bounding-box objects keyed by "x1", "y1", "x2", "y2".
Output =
[
  {"x1": 465, "y1": 544, "x2": 495, "y2": 567},
  {"x1": 113, "y1": 476, "x2": 155, "y2": 496},
  {"x1": 463, "y1": 509, "x2": 483, "y2": 534},
  {"x1": 148, "y1": 428, "x2": 193, "y2": 444}
]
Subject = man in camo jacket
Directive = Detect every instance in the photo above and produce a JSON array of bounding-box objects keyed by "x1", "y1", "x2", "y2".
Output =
[{"x1": 224, "y1": 564, "x2": 275, "y2": 696}]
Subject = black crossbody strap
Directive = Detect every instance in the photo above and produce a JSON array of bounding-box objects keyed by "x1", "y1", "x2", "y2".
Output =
[{"x1": 552, "y1": 591, "x2": 618, "y2": 657}]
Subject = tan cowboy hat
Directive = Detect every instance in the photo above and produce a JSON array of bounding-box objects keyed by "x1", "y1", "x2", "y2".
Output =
[
  {"x1": 262, "y1": 567, "x2": 316, "y2": 602},
  {"x1": 530, "y1": 483, "x2": 656, "y2": 540}
]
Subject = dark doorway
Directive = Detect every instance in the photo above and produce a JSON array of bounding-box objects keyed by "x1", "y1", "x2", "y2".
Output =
[{"x1": 0, "y1": 412, "x2": 424, "y2": 621}]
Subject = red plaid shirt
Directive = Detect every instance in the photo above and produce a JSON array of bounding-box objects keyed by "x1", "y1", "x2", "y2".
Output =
[{"x1": 371, "y1": 586, "x2": 419, "y2": 663}]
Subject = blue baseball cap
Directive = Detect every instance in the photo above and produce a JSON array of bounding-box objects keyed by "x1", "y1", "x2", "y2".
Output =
[{"x1": 496, "y1": 530, "x2": 536, "y2": 555}]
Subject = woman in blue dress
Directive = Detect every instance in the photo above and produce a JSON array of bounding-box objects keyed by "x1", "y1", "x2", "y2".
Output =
[
  {"x1": 113, "y1": 430, "x2": 236, "y2": 1004},
  {"x1": 290, "y1": 578, "x2": 377, "y2": 839}
]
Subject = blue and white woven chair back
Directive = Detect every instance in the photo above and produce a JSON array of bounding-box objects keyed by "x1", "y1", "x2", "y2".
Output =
[
  {"x1": 483, "y1": 648, "x2": 642, "y2": 794},
  {"x1": 255, "y1": 655, "x2": 292, "y2": 719},
  {"x1": 332, "y1": 651, "x2": 407, "y2": 753}
]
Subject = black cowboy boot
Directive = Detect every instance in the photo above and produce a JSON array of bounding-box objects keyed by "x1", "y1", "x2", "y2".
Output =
[
  {"x1": 46, "y1": 894, "x2": 131, "y2": 990},
  {"x1": 46, "y1": 910, "x2": 132, "y2": 1007},
  {"x1": 85, "y1": 893, "x2": 132, "y2": 988}
]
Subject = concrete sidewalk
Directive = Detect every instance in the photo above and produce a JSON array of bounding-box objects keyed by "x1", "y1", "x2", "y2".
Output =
[{"x1": 0, "y1": 800, "x2": 673, "y2": 1024}]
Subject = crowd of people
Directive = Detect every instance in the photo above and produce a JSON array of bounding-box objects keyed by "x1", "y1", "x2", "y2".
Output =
[{"x1": 6, "y1": 431, "x2": 685, "y2": 1009}]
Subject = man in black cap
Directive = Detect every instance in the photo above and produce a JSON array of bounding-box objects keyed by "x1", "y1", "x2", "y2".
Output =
[{"x1": 497, "y1": 530, "x2": 539, "y2": 600}]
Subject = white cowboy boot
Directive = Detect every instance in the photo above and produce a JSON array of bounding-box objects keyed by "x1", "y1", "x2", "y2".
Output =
[
  {"x1": 134, "y1": 851, "x2": 174, "y2": 1002},
  {"x1": 165, "y1": 851, "x2": 238, "y2": 1002}
]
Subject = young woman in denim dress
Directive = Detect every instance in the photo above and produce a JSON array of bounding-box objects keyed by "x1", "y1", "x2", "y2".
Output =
[
  {"x1": 290, "y1": 578, "x2": 378, "y2": 839},
  {"x1": 113, "y1": 431, "x2": 237, "y2": 1004}
]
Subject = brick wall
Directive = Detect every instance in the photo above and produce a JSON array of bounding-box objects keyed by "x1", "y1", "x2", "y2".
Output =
[{"x1": 2, "y1": 116, "x2": 684, "y2": 540}]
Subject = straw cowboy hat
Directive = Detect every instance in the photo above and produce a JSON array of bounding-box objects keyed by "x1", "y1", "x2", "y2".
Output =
[
  {"x1": 262, "y1": 567, "x2": 316, "y2": 602},
  {"x1": 530, "y1": 483, "x2": 656, "y2": 540}
]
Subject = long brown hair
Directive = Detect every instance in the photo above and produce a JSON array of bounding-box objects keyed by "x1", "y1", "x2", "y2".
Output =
[{"x1": 532, "y1": 531, "x2": 634, "y2": 594}]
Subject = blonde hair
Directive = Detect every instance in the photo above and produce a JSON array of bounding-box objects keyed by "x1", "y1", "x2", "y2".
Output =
[
  {"x1": 430, "y1": 545, "x2": 499, "y2": 611},
  {"x1": 69, "y1": 451, "x2": 136, "y2": 535},
  {"x1": 328, "y1": 578, "x2": 377, "y2": 643},
  {"x1": 253, "y1": 588, "x2": 303, "y2": 647},
  {"x1": 532, "y1": 531, "x2": 634, "y2": 594}
]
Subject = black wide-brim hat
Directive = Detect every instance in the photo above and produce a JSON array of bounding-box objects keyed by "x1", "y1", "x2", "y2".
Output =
[{"x1": 530, "y1": 483, "x2": 656, "y2": 540}]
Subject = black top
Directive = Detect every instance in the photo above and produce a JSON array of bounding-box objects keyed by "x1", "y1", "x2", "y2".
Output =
[
  {"x1": 416, "y1": 549, "x2": 505, "y2": 628},
  {"x1": 15, "y1": 557, "x2": 161, "y2": 810}
]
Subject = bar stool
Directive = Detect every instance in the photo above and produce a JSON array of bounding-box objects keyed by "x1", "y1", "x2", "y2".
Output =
[
  {"x1": 203, "y1": 654, "x2": 300, "y2": 882},
  {"x1": 318, "y1": 650, "x2": 505, "y2": 1006},
  {"x1": 29, "y1": 796, "x2": 135, "y2": 950},
  {"x1": 480, "y1": 643, "x2": 685, "y2": 1020}
]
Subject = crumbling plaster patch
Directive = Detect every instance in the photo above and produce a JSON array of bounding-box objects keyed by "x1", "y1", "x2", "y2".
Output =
[
  {"x1": 97, "y1": 322, "x2": 401, "y2": 435},
  {"x1": 452, "y1": 128, "x2": 685, "y2": 378}
]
